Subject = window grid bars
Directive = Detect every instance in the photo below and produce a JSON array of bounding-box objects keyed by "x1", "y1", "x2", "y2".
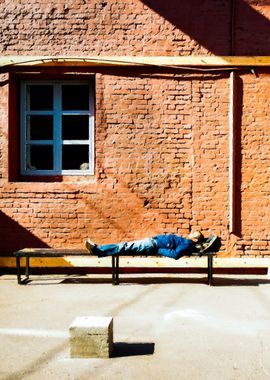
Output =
[{"x1": 20, "y1": 80, "x2": 94, "y2": 176}]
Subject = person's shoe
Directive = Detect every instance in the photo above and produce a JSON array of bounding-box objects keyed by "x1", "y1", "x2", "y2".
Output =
[
  {"x1": 195, "y1": 242, "x2": 204, "y2": 252},
  {"x1": 84, "y1": 239, "x2": 96, "y2": 254},
  {"x1": 198, "y1": 235, "x2": 220, "y2": 253}
]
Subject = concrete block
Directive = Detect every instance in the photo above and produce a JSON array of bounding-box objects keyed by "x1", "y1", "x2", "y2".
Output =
[{"x1": 69, "y1": 316, "x2": 113, "y2": 358}]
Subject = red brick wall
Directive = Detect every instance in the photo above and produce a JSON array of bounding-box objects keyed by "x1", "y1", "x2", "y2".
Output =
[
  {"x1": 237, "y1": 73, "x2": 270, "y2": 255},
  {"x1": 0, "y1": 0, "x2": 230, "y2": 55},
  {"x1": 191, "y1": 76, "x2": 230, "y2": 240},
  {"x1": 1, "y1": 0, "x2": 270, "y2": 56},
  {"x1": 0, "y1": 0, "x2": 270, "y2": 257}
]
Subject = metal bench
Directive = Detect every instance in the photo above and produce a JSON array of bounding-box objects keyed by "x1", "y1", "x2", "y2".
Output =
[
  {"x1": 111, "y1": 251, "x2": 217, "y2": 286},
  {"x1": 14, "y1": 248, "x2": 216, "y2": 285},
  {"x1": 14, "y1": 248, "x2": 96, "y2": 285}
]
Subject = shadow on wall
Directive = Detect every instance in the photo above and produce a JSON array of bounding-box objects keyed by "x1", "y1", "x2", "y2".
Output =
[
  {"x1": 0, "y1": 211, "x2": 49, "y2": 254},
  {"x1": 141, "y1": 0, "x2": 270, "y2": 55}
]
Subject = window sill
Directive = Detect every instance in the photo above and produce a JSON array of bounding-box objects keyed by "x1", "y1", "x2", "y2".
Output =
[{"x1": 3, "y1": 175, "x2": 98, "y2": 193}]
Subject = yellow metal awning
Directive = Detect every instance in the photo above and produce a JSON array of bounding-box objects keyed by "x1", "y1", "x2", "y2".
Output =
[{"x1": 1, "y1": 55, "x2": 270, "y2": 70}]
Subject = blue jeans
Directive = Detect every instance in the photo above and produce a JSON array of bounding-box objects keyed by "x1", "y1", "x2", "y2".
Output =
[{"x1": 94, "y1": 237, "x2": 157, "y2": 257}]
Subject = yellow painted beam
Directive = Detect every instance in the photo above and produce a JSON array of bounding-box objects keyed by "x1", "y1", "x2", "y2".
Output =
[
  {"x1": 1, "y1": 56, "x2": 270, "y2": 68},
  {"x1": 0, "y1": 257, "x2": 74, "y2": 268},
  {"x1": 1, "y1": 256, "x2": 270, "y2": 268}
]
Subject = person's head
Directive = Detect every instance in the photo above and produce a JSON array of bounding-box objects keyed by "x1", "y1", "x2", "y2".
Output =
[{"x1": 188, "y1": 230, "x2": 204, "y2": 243}]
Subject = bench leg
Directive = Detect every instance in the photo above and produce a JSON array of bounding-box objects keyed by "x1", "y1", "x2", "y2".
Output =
[
  {"x1": 112, "y1": 256, "x2": 115, "y2": 284},
  {"x1": 207, "y1": 254, "x2": 214, "y2": 286},
  {"x1": 25, "y1": 256, "x2": 30, "y2": 279},
  {"x1": 112, "y1": 256, "x2": 119, "y2": 285},
  {"x1": 116, "y1": 255, "x2": 119, "y2": 284},
  {"x1": 16, "y1": 256, "x2": 22, "y2": 285}
]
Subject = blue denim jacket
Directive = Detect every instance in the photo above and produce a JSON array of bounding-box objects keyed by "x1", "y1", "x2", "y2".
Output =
[{"x1": 153, "y1": 234, "x2": 195, "y2": 259}]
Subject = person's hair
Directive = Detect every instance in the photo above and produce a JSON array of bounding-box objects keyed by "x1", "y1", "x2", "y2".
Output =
[{"x1": 188, "y1": 230, "x2": 204, "y2": 242}]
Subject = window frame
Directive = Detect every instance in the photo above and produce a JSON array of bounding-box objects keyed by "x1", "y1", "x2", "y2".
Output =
[{"x1": 20, "y1": 79, "x2": 95, "y2": 176}]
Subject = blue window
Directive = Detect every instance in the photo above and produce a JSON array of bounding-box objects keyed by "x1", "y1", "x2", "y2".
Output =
[{"x1": 20, "y1": 80, "x2": 95, "y2": 175}]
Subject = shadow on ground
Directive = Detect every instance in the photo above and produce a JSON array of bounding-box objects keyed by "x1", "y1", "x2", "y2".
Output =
[
  {"x1": 59, "y1": 276, "x2": 270, "y2": 287},
  {"x1": 10, "y1": 274, "x2": 270, "y2": 287},
  {"x1": 211, "y1": 277, "x2": 270, "y2": 287},
  {"x1": 112, "y1": 342, "x2": 155, "y2": 358}
]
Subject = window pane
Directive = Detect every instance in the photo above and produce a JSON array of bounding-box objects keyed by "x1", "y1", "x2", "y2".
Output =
[
  {"x1": 62, "y1": 85, "x2": 89, "y2": 110},
  {"x1": 29, "y1": 85, "x2": 53, "y2": 111},
  {"x1": 62, "y1": 145, "x2": 89, "y2": 170},
  {"x1": 62, "y1": 115, "x2": 89, "y2": 140},
  {"x1": 27, "y1": 145, "x2": 53, "y2": 170},
  {"x1": 27, "y1": 115, "x2": 53, "y2": 140}
]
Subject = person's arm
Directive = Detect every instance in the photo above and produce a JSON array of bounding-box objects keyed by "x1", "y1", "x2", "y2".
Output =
[
  {"x1": 174, "y1": 240, "x2": 195, "y2": 258},
  {"x1": 158, "y1": 239, "x2": 194, "y2": 260}
]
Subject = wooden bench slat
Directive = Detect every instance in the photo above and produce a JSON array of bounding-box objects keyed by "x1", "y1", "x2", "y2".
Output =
[{"x1": 14, "y1": 248, "x2": 90, "y2": 257}]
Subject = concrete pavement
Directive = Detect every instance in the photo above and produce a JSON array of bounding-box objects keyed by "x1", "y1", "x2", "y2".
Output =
[{"x1": 1, "y1": 273, "x2": 270, "y2": 380}]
